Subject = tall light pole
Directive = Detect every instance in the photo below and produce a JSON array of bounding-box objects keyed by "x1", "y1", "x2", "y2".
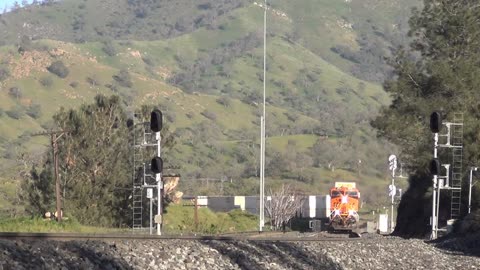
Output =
[{"x1": 259, "y1": 0, "x2": 267, "y2": 232}]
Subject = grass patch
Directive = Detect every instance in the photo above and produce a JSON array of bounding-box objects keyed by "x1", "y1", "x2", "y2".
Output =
[
  {"x1": 163, "y1": 203, "x2": 258, "y2": 234},
  {"x1": 0, "y1": 216, "x2": 130, "y2": 233}
]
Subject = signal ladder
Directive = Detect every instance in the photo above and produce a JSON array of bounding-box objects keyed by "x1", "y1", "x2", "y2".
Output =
[
  {"x1": 132, "y1": 120, "x2": 154, "y2": 231},
  {"x1": 450, "y1": 113, "x2": 463, "y2": 219}
]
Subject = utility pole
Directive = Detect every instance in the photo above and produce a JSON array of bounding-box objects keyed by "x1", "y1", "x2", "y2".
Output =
[{"x1": 33, "y1": 130, "x2": 68, "y2": 221}]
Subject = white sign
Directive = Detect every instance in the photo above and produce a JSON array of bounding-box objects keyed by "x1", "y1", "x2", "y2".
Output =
[
  {"x1": 388, "y1": 154, "x2": 397, "y2": 171},
  {"x1": 146, "y1": 188, "x2": 153, "y2": 199},
  {"x1": 388, "y1": 184, "x2": 396, "y2": 197},
  {"x1": 379, "y1": 214, "x2": 389, "y2": 233}
]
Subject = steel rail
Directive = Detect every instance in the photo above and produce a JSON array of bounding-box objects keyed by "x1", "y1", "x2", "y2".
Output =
[{"x1": 0, "y1": 232, "x2": 363, "y2": 242}]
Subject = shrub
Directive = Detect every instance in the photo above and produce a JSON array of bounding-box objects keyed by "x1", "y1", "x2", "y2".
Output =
[
  {"x1": 26, "y1": 103, "x2": 42, "y2": 119},
  {"x1": 197, "y1": 3, "x2": 212, "y2": 10},
  {"x1": 86, "y1": 76, "x2": 100, "y2": 87},
  {"x1": 113, "y1": 69, "x2": 133, "y2": 88},
  {"x1": 142, "y1": 56, "x2": 155, "y2": 66},
  {"x1": 40, "y1": 76, "x2": 53, "y2": 88},
  {"x1": 69, "y1": 81, "x2": 79, "y2": 88},
  {"x1": 0, "y1": 67, "x2": 9, "y2": 81},
  {"x1": 201, "y1": 110, "x2": 217, "y2": 121},
  {"x1": 102, "y1": 40, "x2": 117, "y2": 57},
  {"x1": 18, "y1": 35, "x2": 33, "y2": 54},
  {"x1": 6, "y1": 106, "x2": 24, "y2": 119},
  {"x1": 8, "y1": 87, "x2": 22, "y2": 99},
  {"x1": 47, "y1": 61, "x2": 69, "y2": 78},
  {"x1": 216, "y1": 96, "x2": 231, "y2": 107}
]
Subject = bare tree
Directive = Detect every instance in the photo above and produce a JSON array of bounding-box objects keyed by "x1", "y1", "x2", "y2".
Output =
[{"x1": 265, "y1": 184, "x2": 305, "y2": 230}]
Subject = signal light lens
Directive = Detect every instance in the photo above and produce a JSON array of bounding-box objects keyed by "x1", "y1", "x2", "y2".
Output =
[
  {"x1": 151, "y1": 157, "x2": 163, "y2": 174},
  {"x1": 430, "y1": 158, "x2": 441, "y2": 176},
  {"x1": 150, "y1": 109, "x2": 163, "y2": 132},
  {"x1": 430, "y1": 112, "x2": 442, "y2": 133}
]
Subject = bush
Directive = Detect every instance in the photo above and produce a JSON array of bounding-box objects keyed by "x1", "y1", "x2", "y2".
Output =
[
  {"x1": 18, "y1": 35, "x2": 33, "y2": 54},
  {"x1": 8, "y1": 87, "x2": 22, "y2": 99},
  {"x1": 69, "y1": 81, "x2": 79, "y2": 88},
  {"x1": 197, "y1": 3, "x2": 212, "y2": 10},
  {"x1": 26, "y1": 103, "x2": 42, "y2": 119},
  {"x1": 142, "y1": 56, "x2": 155, "y2": 66},
  {"x1": 201, "y1": 110, "x2": 217, "y2": 121},
  {"x1": 47, "y1": 61, "x2": 69, "y2": 78},
  {"x1": 216, "y1": 96, "x2": 231, "y2": 107},
  {"x1": 40, "y1": 76, "x2": 53, "y2": 88},
  {"x1": 86, "y1": 76, "x2": 100, "y2": 87},
  {"x1": 102, "y1": 40, "x2": 117, "y2": 57},
  {"x1": 0, "y1": 67, "x2": 9, "y2": 81},
  {"x1": 6, "y1": 106, "x2": 24, "y2": 119},
  {"x1": 113, "y1": 69, "x2": 133, "y2": 88}
]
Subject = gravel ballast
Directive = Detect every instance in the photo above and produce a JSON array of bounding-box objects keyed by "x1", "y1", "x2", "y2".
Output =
[{"x1": 0, "y1": 234, "x2": 479, "y2": 270}]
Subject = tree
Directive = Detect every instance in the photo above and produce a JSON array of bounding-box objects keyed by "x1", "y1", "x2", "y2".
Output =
[
  {"x1": 102, "y1": 40, "x2": 117, "y2": 57},
  {"x1": 265, "y1": 184, "x2": 305, "y2": 230},
  {"x1": 21, "y1": 164, "x2": 55, "y2": 215},
  {"x1": 47, "y1": 61, "x2": 69, "y2": 78},
  {"x1": 26, "y1": 103, "x2": 42, "y2": 119},
  {"x1": 18, "y1": 35, "x2": 33, "y2": 53},
  {"x1": 12, "y1": 1, "x2": 20, "y2": 12},
  {"x1": 372, "y1": 1, "x2": 480, "y2": 237},
  {"x1": 113, "y1": 69, "x2": 133, "y2": 88},
  {"x1": 22, "y1": 95, "x2": 132, "y2": 226},
  {"x1": 6, "y1": 105, "x2": 24, "y2": 119}
]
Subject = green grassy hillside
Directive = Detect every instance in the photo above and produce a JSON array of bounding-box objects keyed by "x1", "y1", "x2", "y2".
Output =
[{"x1": 0, "y1": 0, "x2": 420, "y2": 216}]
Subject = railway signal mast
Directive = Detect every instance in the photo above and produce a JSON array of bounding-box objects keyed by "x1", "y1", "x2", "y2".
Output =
[
  {"x1": 131, "y1": 110, "x2": 164, "y2": 235},
  {"x1": 150, "y1": 109, "x2": 164, "y2": 236},
  {"x1": 429, "y1": 112, "x2": 463, "y2": 240},
  {"x1": 388, "y1": 154, "x2": 397, "y2": 232}
]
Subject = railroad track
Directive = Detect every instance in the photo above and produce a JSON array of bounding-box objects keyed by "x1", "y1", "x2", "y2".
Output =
[{"x1": 0, "y1": 231, "x2": 362, "y2": 242}]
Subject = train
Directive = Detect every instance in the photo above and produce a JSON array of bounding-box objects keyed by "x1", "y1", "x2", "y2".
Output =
[
  {"x1": 328, "y1": 182, "x2": 360, "y2": 230},
  {"x1": 181, "y1": 181, "x2": 361, "y2": 232}
]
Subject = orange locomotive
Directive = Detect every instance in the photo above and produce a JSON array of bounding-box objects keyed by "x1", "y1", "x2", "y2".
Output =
[{"x1": 329, "y1": 182, "x2": 360, "y2": 230}]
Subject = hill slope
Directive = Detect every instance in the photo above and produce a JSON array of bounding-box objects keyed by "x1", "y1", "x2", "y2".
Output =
[{"x1": 0, "y1": 0, "x2": 420, "y2": 215}]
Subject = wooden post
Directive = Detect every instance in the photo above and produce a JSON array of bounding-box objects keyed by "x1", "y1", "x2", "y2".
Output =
[
  {"x1": 33, "y1": 130, "x2": 67, "y2": 222},
  {"x1": 52, "y1": 133, "x2": 62, "y2": 221}
]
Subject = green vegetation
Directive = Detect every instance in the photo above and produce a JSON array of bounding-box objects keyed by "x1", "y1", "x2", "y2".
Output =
[
  {"x1": 47, "y1": 60, "x2": 69, "y2": 78},
  {"x1": 0, "y1": 216, "x2": 129, "y2": 233},
  {"x1": 373, "y1": 1, "x2": 480, "y2": 236},
  {"x1": 163, "y1": 204, "x2": 258, "y2": 234},
  {"x1": 0, "y1": 204, "x2": 257, "y2": 235},
  {"x1": 0, "y1": 0, "x2": 425, "y2": 230}
]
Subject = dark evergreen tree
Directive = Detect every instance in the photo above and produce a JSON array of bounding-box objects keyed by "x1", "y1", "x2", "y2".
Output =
[{"x1": 373, "y1": 0, "x2": 480, "y2": 237}]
